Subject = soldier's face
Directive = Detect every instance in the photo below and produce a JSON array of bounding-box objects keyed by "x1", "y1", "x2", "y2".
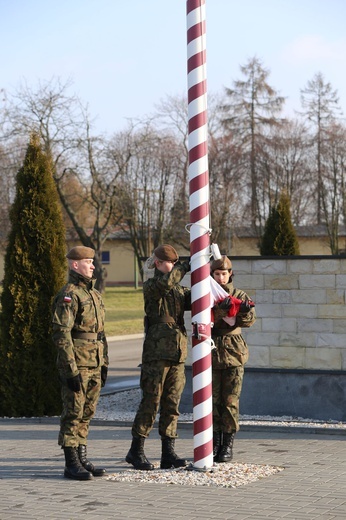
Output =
[
  {"x1": 156, "y1": 260, "x2": 175, "y2": 274},
  {"x1": 213, "y1": 269, "x2": 231, "y2": 285},
  {"x1": 74, "y1": 258, "x2": 95, "y2": 279}
]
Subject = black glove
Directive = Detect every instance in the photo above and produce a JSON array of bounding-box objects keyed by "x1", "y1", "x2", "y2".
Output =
[
  {"x1": 101, "y1": 365, "x2": 108, "y2": 387},
  {"x1": 181, "y1": 258, "x2": 191, "y2": 273},
  {"x1": 219, "y1": 296, "x2": 232, "y2": 310},
  {"x1": 66, "y1": 373, "x2": 82, "y2": 392},
  {"x1": 239, "y1": 300, "x2": 255, "y2": 313}
]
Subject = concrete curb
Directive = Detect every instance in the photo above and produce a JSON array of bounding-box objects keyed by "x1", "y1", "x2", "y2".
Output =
[
  {"x1": 1, "y1": 415, "x2": 345, "y2": 435},
  {"x1": 107, "y1": 334, "x2": 144, "y2": 342}
]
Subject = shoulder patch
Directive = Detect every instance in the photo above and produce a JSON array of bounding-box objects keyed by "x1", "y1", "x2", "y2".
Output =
[{"x1": 63, "y1": 295, "x2": 72, "y2": 303}]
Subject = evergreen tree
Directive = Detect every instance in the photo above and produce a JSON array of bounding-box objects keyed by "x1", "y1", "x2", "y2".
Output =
[
  {"x1": 260, "y1": 192, "x2": 300, "y2": 256},
  {"x1": 0, "y1": 133, "x2": 67, "y2": 417},
  {"x1": 221, "y1": 56, "x2": 286, "y2": 230},
  {"x1": 260, "y1": 206, "x2": 278, "y2": 255}
]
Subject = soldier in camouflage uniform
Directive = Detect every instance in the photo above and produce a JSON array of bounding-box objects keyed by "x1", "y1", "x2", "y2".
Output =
[
  {"x1": 211, "y1": 256, "x2": 256, "y2": 463},
  {"x1": 52, "y1": 246, "x2": 109, "y2": 481},
  {"x1": 126, "y1": 244, "x2": 191, "y2": 471}
]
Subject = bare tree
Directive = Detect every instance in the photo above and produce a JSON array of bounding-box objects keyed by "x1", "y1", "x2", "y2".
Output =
[
  {"x1": 320, "y1": 122, "x2": 346, "y2": 254},
  {"x1": 3, "y1": 77, "x2": 128, "y2": 291},
  {"x1": 56, "y1": 123, "x2": 125, "y2": 291},
  {"x1": 153, "y1": 95, "x2": 190, "y2": 249},
  {"x1": 153, "y1": 93, "x2": 227, "y2": 250},
  {"x1": 107, "y1": 123, "x2": 179, "y2": 278},
  {"x1": 258, "y1": 119, "x2": 315, "y2": 226},
  {"x1": 208, "y1": 133, "x2": 244, "y2": 253},
  {"x1": 0, "y1": 139, "x2": 26, "y2": 247}
]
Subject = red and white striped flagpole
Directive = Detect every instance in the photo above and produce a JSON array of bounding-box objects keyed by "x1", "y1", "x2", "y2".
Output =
[{"x1": 186, "y1": 0, "x2": 213, "y2": 470}]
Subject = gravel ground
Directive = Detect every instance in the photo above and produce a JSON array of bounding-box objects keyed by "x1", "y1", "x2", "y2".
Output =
[
  {"x1": 94, "y1": 388, "x2": 344, "y2": 488},
  {"x1": 106, "y1": 462, "x2": 283, "y2": 489},
  {"x1": 96, "y1": 388, "x2": 346, "y2": 430}
]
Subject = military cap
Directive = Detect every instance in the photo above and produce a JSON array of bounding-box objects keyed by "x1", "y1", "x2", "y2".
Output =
[
  {"x1": 154, "y1": 244, "x2": 179, "y2": 262},
  {"x1": 66, "y1": 246, "x2": 95, "y2": 260},
  {"x1": 210, "y1": 255, "x2": 232, "y2": 272}
]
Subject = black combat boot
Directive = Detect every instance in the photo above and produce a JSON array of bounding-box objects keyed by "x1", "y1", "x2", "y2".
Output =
[
  {"x1": 217, "y1": 432, "x2": 235, "y2": 463},
  {"x1": 213, "y1": 431, "x2": 222, "y2": 463},
  {"x1": 160, "y1": 437, "x2": 188, "y2": 469},
  {"x1": 126, "y1": 436, "x2": 154, "y2": 470},
  {"x1": 63, "y1": 446, "x2": 93, "y2": 480},
  {"x1": 78, "y1": 444, "x2": 106, "y2": 477}
]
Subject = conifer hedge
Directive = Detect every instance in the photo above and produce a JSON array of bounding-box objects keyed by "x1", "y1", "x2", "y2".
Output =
[
  {"x1": 0, "y1": 133, "x2": 67, "y2": 417},
  {"x1": 260, "y1": 192, "x2": 300, "y2": 256}
]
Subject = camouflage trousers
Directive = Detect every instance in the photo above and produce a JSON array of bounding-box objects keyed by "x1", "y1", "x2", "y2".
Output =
[
  {"x1": 58, "y1": 367, "x2": 102, "y2": 447},
  {"x1": 212, "y1": 365, "x2": 244, "y2": 433},
  {"x1": 132, "y1": 360, "x2": 186, "y2": 439}
]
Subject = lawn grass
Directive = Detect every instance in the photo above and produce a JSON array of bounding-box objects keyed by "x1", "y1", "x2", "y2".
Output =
[
  {"x1": 103, "y1": 286, "x2": 144, "y2": 337},
  {"x1": 0, "y1": 285, "x2": 145, "y2": 337}
]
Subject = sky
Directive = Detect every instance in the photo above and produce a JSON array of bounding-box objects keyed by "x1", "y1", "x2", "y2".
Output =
[{"x1": 1, "y1": 0, "x2": 346, "y2": 135}]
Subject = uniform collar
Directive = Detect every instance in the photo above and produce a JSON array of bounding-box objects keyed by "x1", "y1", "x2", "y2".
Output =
[{"x1": 68, "y1": 269, "x2": 95, "y2": 288}]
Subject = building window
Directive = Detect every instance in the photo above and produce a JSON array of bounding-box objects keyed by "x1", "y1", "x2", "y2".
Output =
[{"x1": 102, "y1": 251, "x2": 110, "y2": 264}]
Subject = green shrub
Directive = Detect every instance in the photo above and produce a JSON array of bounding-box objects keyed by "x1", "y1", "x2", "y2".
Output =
[
  {"x1": 0, "y1": 134, "x2": 67, "y2": 417},
  {"x1": 260, "y1": 192, "x2": 300, "y2": 256}
]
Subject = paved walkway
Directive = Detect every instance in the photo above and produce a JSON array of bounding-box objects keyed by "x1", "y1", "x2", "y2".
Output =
[{"x1": 1, "y1": 417, "x2": 346, "y2": 519}]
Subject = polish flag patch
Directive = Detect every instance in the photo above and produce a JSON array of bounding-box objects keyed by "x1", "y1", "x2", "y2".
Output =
[{"x1": 64, "y1": 295, "x2": 72, "y2": 303}]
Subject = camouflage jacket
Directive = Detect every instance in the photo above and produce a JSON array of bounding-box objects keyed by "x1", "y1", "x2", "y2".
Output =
[
  {"x1": 142, "y1": 263, "x2": 191, "y2": 363},
  {"x1": 211, "y1": 281, "x2": 256, "y2": 368},
  {"x1": 51, "y1": 270, "x2": 109, "y2": 378}
]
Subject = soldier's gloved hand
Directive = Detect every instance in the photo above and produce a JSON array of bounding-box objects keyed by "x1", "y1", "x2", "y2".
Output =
[
  {"x1": 66, "y1": 373, "x2": 82, "y2": 392},
  {"x1": 219, "y1": 296, "x2": 232, "y2": 310},
  {"x1": 101, "y1": 366, "x2": 108, "y2": 387},
  {"x1": 181, "y1": 258, "x2": 191, "y2": 273},
  {"x1": 239, "y1": 300, "x2": 255, "y2": 313}
]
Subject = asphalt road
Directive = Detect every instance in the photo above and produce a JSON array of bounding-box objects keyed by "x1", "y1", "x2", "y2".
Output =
[{"x1": 101, "y1": 335, "x2": 143, "y2": 395}]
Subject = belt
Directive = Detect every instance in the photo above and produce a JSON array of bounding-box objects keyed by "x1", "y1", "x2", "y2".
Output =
[
  {"x1": 212, "y1": 327, "x2": 241, "y2": 337},
  {"x1": 148, "y1": 317, "x2": 176, "y2": 326},
  {"x1": 71, "y1": 331, "x2": 104, "y2": 340}
]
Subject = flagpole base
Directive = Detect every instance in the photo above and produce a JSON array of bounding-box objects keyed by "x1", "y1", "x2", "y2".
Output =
[{"x1": 186, "y1": 463, "x2": 215, "y2": 473}]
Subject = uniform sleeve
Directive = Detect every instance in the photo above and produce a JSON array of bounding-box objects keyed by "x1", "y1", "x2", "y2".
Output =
[
  {"x1": 183, "y1": 287, "x2": 192, "y2": 311},
  {"x1": 234, "y1": 289, "x2": 257, "y2": 328},
  {"x1": 102, "y1": 334, "x2": 109, "y2": 367},
  {"x1": 51, "y1": 291, "x2": 79, "y2": 378},
  {"x1": 94, "y1": 289, "x2": 109, "y2": 367},
  {"x1": 145, "y1": 264, "x2": 189, "y2": 300}
]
